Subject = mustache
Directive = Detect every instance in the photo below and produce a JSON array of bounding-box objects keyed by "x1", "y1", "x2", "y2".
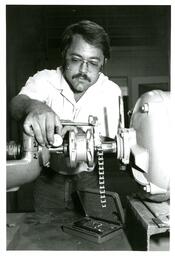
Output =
[{"x1": 72, "y1": 73, "x2": 91, "y2": 82}]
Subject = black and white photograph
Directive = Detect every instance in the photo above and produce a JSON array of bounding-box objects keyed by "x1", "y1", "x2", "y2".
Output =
[{"x1": 1, "y1": 0, "x2": 174, "y2": 254}]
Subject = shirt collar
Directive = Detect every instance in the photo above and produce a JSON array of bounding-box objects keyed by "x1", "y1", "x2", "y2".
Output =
[{"x1": 56, "y1": 67, "x2": 76, "y2": 105}]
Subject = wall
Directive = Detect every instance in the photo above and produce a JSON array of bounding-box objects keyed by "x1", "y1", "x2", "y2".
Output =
[
  {"x1": 107, "y1": 46, "x2": 169, "y2": 77},
  {"x1": 106, "y1": 46, "x2": 170, "y2": 110}
]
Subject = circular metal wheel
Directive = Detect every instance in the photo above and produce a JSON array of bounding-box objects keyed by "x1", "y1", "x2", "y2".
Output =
[
  {"x1": 69, "y1": 130, "x2": 77, "y2": 168},
  {"x1": 86, "y1": 129, "x2": 94, "y2": 167},
  {"x1": 68, "y1": 129, "x2": 95, "y2": 168}
]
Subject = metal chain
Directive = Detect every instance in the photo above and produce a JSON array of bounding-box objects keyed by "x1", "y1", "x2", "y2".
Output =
[{"x1": 97, "y1": 145, "x2": 107, "y2": 208}]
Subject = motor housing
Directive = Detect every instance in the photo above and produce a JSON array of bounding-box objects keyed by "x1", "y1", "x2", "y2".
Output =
[{"x1": 130, "y1": 90, "x2": 171, "y2": 200}]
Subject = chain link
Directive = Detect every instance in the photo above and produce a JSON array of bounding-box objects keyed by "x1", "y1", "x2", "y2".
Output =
[{"x1": 97, "y1": 145, "x2": 106, "y2": 208}]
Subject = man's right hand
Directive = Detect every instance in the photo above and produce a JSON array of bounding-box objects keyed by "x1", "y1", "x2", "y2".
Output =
[
  {"x1": 11, "y1": 94, "x2": 78, "y2": 147},
  {"x1": 23, "y1": 102, "x2": 62, "y2": 147}
]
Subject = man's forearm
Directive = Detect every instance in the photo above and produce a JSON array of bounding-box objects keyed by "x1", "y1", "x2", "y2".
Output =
[{"x1": 10, "y1": 94, "x2": 43, "y2": 121}]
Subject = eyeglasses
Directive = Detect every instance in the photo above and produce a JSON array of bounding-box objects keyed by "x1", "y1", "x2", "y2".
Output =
[{"x1": 66, "y1": 56, "x2": 102, "y2": 72}]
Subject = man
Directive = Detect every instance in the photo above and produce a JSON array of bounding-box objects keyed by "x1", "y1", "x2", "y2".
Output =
[{"x1": 10, "y1": 20, "x2": 121, "y2": 213}]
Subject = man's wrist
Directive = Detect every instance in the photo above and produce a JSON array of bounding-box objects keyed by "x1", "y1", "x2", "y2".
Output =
[{"x1": 25, "y1": 99, "x2": 47, "y2": 115}]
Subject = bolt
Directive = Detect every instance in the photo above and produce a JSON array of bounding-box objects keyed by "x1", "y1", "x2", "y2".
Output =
[
  {"x1": 88, "y1": 115, "x2": 97, "y2": 125},
  {"x1": 141, "y1": 103, "x2": 149, "y2": 113},
  {"x1": 143, "y1": 184, "x2": 151, "y2": 192},
  {"x1": 45, "y1": 161, "x2": 50, "y2": 168}
]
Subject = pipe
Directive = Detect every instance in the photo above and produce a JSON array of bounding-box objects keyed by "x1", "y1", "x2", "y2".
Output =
[{"x1": 7, "y1": 134, "x2": 42, "y2": 189}]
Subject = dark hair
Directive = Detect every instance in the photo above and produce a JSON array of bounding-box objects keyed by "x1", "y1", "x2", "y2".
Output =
[{"x1": 60, "y1": 20, "x2": 110, "y2": 60}]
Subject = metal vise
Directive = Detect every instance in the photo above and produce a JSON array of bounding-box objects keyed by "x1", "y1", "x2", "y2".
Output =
[{"x1": 7, "y1": 115, "x2": 133, "y2": 191}]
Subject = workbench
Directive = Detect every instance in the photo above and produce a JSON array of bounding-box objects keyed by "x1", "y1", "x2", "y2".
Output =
[
  {"x1": 125, "y1": 196, "x2": 170, "y2": 251},
  {"x1": 7, "y1": 195, "x2": 169, "y2": 251},
  {"x1": 7, "y1": 211, "x2": 132, "y2": 250}
]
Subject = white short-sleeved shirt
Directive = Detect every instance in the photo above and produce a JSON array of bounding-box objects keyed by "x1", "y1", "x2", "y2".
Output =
[
  {"x1": 19, "y1": 67, "x2": 121, "y2": 137},
  {"x1": 19, "y1": 67, "x2": 121, "y2": 174}
]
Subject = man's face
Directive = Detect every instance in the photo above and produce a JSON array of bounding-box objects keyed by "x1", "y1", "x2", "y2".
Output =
[{"x1": 63, "y1": 34, "x2": 105, "y2": 93}]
